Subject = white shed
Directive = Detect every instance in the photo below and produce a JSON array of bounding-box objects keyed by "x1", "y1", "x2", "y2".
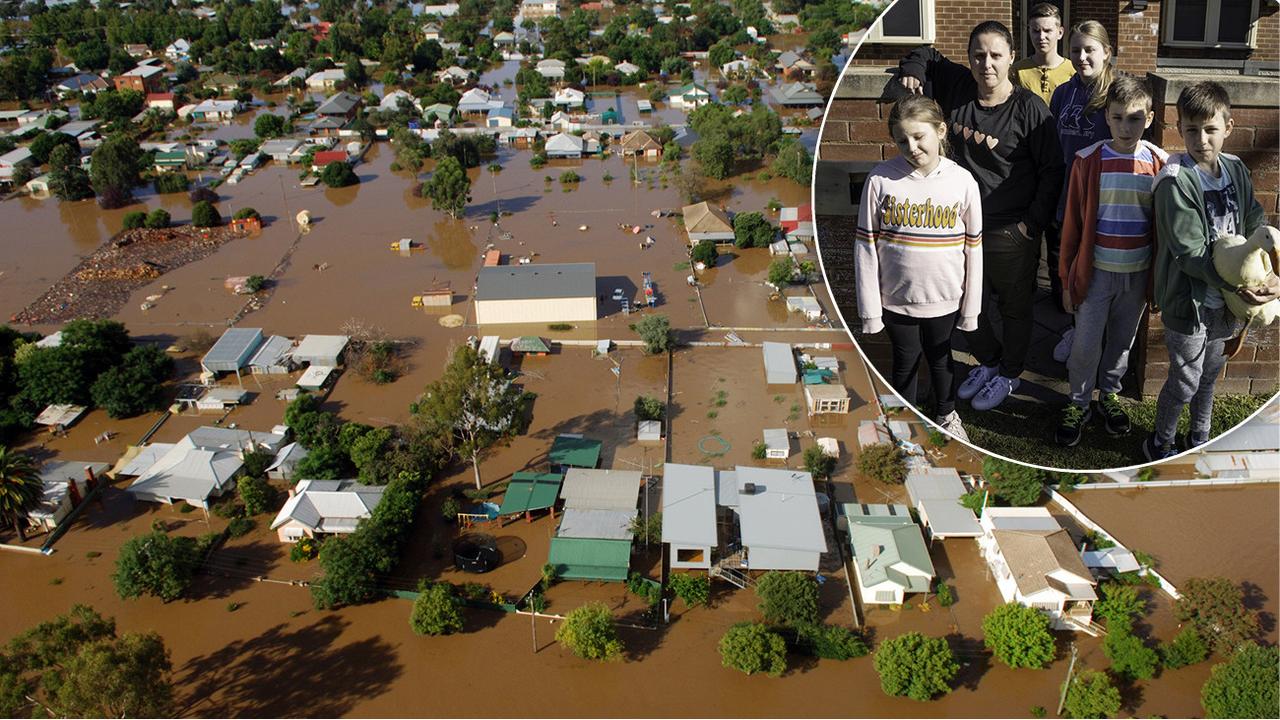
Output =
[
  {"x1": 661, "y1": 463, "x2": 716, "y2": 570},
  {"x1": 637, "y1": 420, "x2": 662, "y2": 442},
  {"x1": 762, "y1": 428, "x2": 790, "y2": 460},
  {"x1": 762, "y1": 342, "x2": 796, "y2": 385},
  {"x1": 292, "y1": 335, "x2": 349, "y2": 367}
]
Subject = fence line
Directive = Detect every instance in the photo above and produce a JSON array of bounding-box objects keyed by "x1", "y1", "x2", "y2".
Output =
[
  {"x1": 1067, "y1": 477, "x2": 1277, "y2": 490},
  {"x1": 1047, "y1": 489, "x2": 1182, "y2": 600}
]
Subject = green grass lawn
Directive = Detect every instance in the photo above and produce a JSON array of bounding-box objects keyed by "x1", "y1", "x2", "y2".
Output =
[{"x1": 957, "y1": 392, "x2": 1274, "y2": 469}]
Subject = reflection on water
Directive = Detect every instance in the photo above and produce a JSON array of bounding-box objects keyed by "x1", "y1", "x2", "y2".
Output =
[{"x1": 427, "y1": 216, "x2": 478, "y2": 270}]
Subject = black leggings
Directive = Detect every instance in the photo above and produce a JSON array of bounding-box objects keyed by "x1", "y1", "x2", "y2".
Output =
[{"x1": 884, "y1": 309, "x2": 959, "y2": 417}]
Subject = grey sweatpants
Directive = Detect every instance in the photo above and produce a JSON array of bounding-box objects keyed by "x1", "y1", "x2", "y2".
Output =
[
  {"x1": 1153, "y1": 305, "x2": 1240, "y2": 447},
  {"x1": 1068, "y1": 268, "x2": 1148, "y2": 406}
]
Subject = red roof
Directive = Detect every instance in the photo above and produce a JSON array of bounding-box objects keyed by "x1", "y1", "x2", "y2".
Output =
[
  {"x1": 313, "y1": 150, "x2": 347, "y2": 165},
  {"x1": 779, "y1": 202, "x2": 813, "y2": 231},
  {"x1": 145, "y1": 92, "x2": 174, "y2": 104}
]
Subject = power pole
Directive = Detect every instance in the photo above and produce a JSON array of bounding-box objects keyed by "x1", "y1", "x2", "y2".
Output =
[{"x1": 1057, "y1": 641, "x2": 1078, "y2": 716}]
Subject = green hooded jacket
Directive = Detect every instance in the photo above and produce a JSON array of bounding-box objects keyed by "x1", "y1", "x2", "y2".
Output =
[{"x1": 1152, "y1": 152, "x2": 1266, "y2": 335}]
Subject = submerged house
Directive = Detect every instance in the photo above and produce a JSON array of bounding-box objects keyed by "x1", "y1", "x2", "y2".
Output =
[
  {"x1": 681, "y1": 201, "x2": 734, "y2": 244},
  {"x1": 547, "y1": 468, "x2": 641, "y2": 582},
  {"x1": 979, "y1": 507, "x2": 1099, "y2": 633},
  {"x1": 270, "y1": 479, "x2": 385, "y2": 542},
  {"x1": 843, "y1": 503, "x2": 935, "y2": 606},
  {"x1": 124, "y1": 427, "x2": 288, "y2": 509}
]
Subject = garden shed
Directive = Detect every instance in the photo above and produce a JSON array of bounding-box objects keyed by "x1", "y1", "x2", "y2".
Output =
[
  {"x1": 637, "y1": 420, "x2": 661, "y2": 442},
  {"x1": 804, "y1": 383, "x2": 850, "y2": 415},
  {"x1": 762, "y1": 428, "x2": 790, "y2": 460}
]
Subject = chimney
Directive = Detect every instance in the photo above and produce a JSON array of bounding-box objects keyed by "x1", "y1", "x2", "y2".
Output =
[
  {"x1": 83, "y1": 465, "x2": 97, "y2": 490},
  {"x1": 742, "y1": 482, "x2": 757, "y2": 495},
  {"x1": 67, "y1": 478, "x2": 81, "y2": 506}
]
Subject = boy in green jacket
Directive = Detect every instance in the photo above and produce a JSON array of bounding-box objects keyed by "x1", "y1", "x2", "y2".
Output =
[{"x1": 1145, "y1": 81, "x2": 1279, "y2": 461}]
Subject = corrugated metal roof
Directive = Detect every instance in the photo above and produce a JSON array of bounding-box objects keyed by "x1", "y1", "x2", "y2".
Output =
[
  {"x1": 549, "y1": 435, "x2": 602, "y2": 468},
  {"x1": 762, "y1": 341, "x2": 796, "y2": 384},
  {"x1": 497, "y1": 471, "x2": 563, "y2": 515},
  {"x1": 547, "y1": 537, "x2": 631, "y2": 581},
  {"x1": 735, "y1": 466, "x2": 826, "y2": 553},
  {"x1": 249, "y1": 335, "x2": 294, "y2": 369},
  {"x1": 202, "y1": 328, "x2": 264, "y2": 372},
  {"x1": 475, "y1": 262, "x2": 596, "y2": 302},
  {"x1": 556, "y1": 508, "x2": 634, "y2": 539},
  {"x1": 847, "y1": 510, "x2": 935, "y2": 591},
  {"x1": 918, "y1": 499, "x2": 982, "y2": 537},
  {"x1": 560, "y1": 468, "x2": 640, "y2": 511},
  {"x1": 905, "y1": 467, "x2": 966, "y2": 504},
  {"x1": 293, "y1": 334, "x2": 349, "y2": 364},
  {"x1": 660, "y1": 463, "x2": 716, "y2": 547}
]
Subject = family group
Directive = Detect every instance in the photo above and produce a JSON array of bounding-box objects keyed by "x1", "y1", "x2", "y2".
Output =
[{"x1": 853, "y1": 5, "x2": 1278, "y2": 460}]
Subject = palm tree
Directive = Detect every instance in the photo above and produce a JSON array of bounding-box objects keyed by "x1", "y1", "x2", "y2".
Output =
[{"x1": 0, "y1": 447, "x2": 43, "y2": 542}]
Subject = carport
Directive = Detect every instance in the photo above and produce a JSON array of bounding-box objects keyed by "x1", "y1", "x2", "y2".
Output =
[{"x1": 496, "y1": 471, "x2": 564, "y2": 517}]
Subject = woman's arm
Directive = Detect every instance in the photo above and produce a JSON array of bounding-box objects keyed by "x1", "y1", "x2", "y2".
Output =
[
  {"x1": 959, "y1": 178, "x2": 984, "y2": 331},
  {"x1": 897, "y1": 45, "x2": 974, "y2": 112},
  {"x1": 1022, "y1": 99, "x2": 1065, "y2": 238}
]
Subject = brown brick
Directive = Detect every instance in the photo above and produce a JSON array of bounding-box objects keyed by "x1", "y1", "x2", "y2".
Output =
[
  {"x1": 1255, "y1": 170, "x2": 1280, "y2": 193},
  {"x1": 844, "y1": 118, "x2": 892, "y2": 142},
  {"x1": 826, "y1": 100, "x2": 882, "y2": 122},
  {"x1": 1254, "y1": 128, "x2": 1279, "y2": 152},
  {"x1": 1229, "y1": 108, "x2": 1280, "y2": 126},
  {"x1": 1143, "y1": 379, "x2": 1165, "y2": 397},
  {"x1": 819, "y1": 144, "x2": 884, "y2": 162},
  {"x1": 1147, "y1": 360, "x2": 1170, "y2": 378},
  {"x1": 1224, "y1": 127, "x2": 1256, "y2": 151},
  {"x1": 1252, "y1": 378, "x2": 1280, "y2": 394},
  {"x1": 1215, "y1": 377, "x2": 1253, "y2": 394},
  {"x1": 820, "y1": 122, "x2": 848, "y2": 144},
  {"x1": 1254, "y1": 344, "x2": 1280, "y2": 361},
  {"x1": 1224, "y1": 360, "x2": 1276, "y2": 378},
  {"x1": 1256, "y1": 192, "x2": 1280, "y2": 214}
]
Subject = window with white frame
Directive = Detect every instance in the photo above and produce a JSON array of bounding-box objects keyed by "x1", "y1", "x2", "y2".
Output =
[
  {"x1": 1163, "y1": 0, "x2": 1258, "y2": 48},
  {"x1": 864, "y1": 0, "x2": 936, "y2": 44}
]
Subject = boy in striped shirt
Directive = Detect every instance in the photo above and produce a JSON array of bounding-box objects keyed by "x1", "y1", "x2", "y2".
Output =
[{"x1": 1055, "y1": 75, "x2": 1168, "y2": 446}]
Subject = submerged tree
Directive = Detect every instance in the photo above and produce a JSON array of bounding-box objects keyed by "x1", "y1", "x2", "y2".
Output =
[
  {"x1": 414, "y1": 345, "x2": 529, "y2": 489},
  {"x1": 555, "y1": 602, "x2": 623, "y2": 661},
  {"x1": 424, "y1": 155, "x2": 471, "y2": 219}
]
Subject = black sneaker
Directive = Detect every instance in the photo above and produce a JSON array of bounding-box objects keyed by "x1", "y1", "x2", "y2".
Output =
[
  {"x1": 1097, "y1": 393, "x2": 1131, "y2": 436},
  {"x1": 1056, "y1": 404, "x2": 1092, "y2": 447},
  {"x1": 1142, "y1": 434, "x2": 1179, "y2": 462}
]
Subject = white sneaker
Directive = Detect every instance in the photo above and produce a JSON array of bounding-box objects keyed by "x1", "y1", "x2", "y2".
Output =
[
  {"x1": 1053, "y1": 326, "x2": 1075, "y2": 364},
  {"x1": 972, "y1": 375, "x2": 1021, "y2": 411},
  {"x1": 957, "y1": 365, "x2": 998, "y2": 401},
  {"x1": 936, "y1": 411, "x2": 970, "y2": 444}
]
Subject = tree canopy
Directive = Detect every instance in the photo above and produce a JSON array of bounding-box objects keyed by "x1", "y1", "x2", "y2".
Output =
[
  {"x1": 873, "y1": 632, "x2": 959, "y2": 701},
  {"x1": 89, "y1": 134, "x2": 143, "y2": 207},
  {"x1": 857, "y1": 442, "x2": 906, "y2": 484},
  {"x1": 89, "y1": 345, "x2": 173, "y2": 418},
  {"x1": 981, "y1": 457, "x2": 1046, "y2": 506},
  {"x1": 112, "y1": 531, "x2": 203, "y2": 602},
  {"x1": 1174, "y1": 577, "x2": 1261, "y2": 656},
  {"x1": 556, "y1": 602, "x2": 623, "y2": 661},
  {"x1": 0, "y1": 605, "x2": 173, "y2": 719},
  {"x1": 733, "y1": 211, "x2": 775, "y2": 249},
  {"x1": 755, "y1": 571, "x2": 820, "y2": 627},
  {"x1": 719, "y1": 622, "x2": 787, "y2": 677},
  {"x1": 1201, "y1": 642, "x2": 1279, "y2": 719},
  {"x1": 635, "y1": 315, "x2": 673, "y2": 354},
  {"x1": 982, "y1": 603, "x2": 1056, "y2": 669},
  {"x1": 424, "y1": 155, "x2": 471, "y2": 219},
  {"x1": 410, "y1": 581, "x2": 465, "y2": 636},
  {"x1": 0, "y1": 447, "x2": 42, "y2": 542},
  {"x1": 1062, "y1": 669, "x2": 1122, "y2": 719}
]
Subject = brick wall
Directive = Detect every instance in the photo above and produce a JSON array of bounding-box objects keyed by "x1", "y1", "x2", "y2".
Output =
[{"x1": 849, "y1": 0, "x2": 1012, "y2": 65}]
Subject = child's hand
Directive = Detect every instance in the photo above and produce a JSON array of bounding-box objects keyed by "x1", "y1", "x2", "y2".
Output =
[
  {"x1": 1147, "y1": 301, "x2": 1160, "y2": 314},
  {"x1": 1061, "y1": 290, "x2": 1075, "y2": 314},
  {"x1": 862, "y1": 317, "x2": 885, "y2": 334},
  {"x1": 1236, "y1": 275, "x2": 1280, "y2": 305}
]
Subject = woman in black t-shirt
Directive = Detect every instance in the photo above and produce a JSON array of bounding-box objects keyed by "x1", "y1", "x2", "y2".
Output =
[{"x1": 897, "y1": 21, "x2": 1064, "y2": 412}]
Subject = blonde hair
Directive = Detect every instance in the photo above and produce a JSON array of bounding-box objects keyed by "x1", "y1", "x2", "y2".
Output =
[
  {"x1": 1070, "y1": 20, "x2": 1116, "y2": 115},
  {"x1": 888, "y1": 94, "x2": 950, "y2": 158}
]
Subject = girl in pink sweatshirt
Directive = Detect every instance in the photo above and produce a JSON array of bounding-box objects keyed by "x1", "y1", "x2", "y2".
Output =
[{"x1": 855, "y1": 95, "x2": 984, "y2": 442}]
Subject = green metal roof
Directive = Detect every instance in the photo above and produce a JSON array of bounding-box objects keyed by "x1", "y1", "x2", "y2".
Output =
[
  {"x1": 511, "y1": 336, "x2": 551, "y2": 353},
  {"x1": 847, "y1": 513, "x2": 935, "y2": 593},
  {"x1": 497, "y1": 471, "x2": 564, "y2": 515},
  {"x1": 549, "y1": 435, "x2": 601, "y2": 469},
  {"x1": 548, "y1": 537, "x2": 631, "y2": 582}
]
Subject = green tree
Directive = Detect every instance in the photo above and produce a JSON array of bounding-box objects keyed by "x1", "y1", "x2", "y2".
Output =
[
  {"x1": 191, "y1": 200, "x2": 221, "y2": 227},
  {"x1": 873, "y1": 632, "x2": 959, "y2": 701},
  {"x1": 349, "y1": 427, "x2": 393, "y2": 484},
  {"x1": 691, "y1": 238, "x2": 718, "y2": 266},
  {"x1": 634, "y1": 315, "x2": 673, "y2": 354},
  {"x1": 1174, "y1": 577, "x2": 1260, "y2": 656},
  {"x1": 733, "y1": 211, "x2": 775, "y2": 248},
  {"x1": 669, "y1": 573, "x2": 710, "y2": 607},
  {"x1": 254, "y1": 112, "x2": 287, "y2": 138},
  {"x1": 981, "y1": 603, "x2": 1056, "y2": 669},
  {"x1": 722, "y1": 84, "x2": 749, "y2": 104},
  {"x1": 424, "y1": 155, "x2": 470, "y2": 218},
  {"x1": 771, "y1": 140, "x2": 813, "y2": 186},
  {"x1": 0, "y1": 447, "x2": 42, "y2": 542},
  {"x1": 122, "y1": 210, "x2": 147, "y2": 230},
  {"x1": 145, "y1": 208, "x2": 171, "y2": 229},
  {"x1": 293, "y1": 446, "x2": 347, "y2": 480},
  {"x1": 555, "y1": 602, "x2": 623, "y2": 661},
  {"x1": 237, "y1": 474, "x2": 275, "y2": 516},
  {"x1": 708, "y1": 41, "x2": 736, "y2": 69},
  {"x1": 802, "y1": 444, "x2": 836, "y2": 480},
  {"x1": 90, "y1": 134, "x2": 143, "y2": 207},
  {"x1": 858, "y1": 442, "x2": 906, "y2": 483},
  {"x1": 1160, "y1": 627, "x2": 1209, "y2": 669},
  {"x1": 628, "y1": 510, "x2": 662, "y2": 546},
  {"x1": 982, "y1": 457, "x2": 1046, "y2": 506},
  {"x1": 1094, "y1": 582, "x2": 1145, "y2": 627},
  {"x1": 414, "y1": 345, "x2": 530, "y2": 489},
  {"x1": 719, "y1": 622, "x2": 786, "y2": 677},
  {"x1": 693, "y1": 135, "x2": 734, "y2": 179},
  {"x1": 1, "y1": 605, "x2": 173, "y2": 718},
  {"x1": 47, "y1": 143, "x2": 93, "y2": 201},
  {"x1": 321, "y1": 160, "x2": 359, "y2": 188},
  {"x1": 767, "y1": 257, "x2": 795, "y2": 287},
  {"x1": 795, "y1": 624, "x2": 870, "y2": 660},
  {"x1": 410, "y1": 581, "x2": 464, "y2": 635},
  {"x1": 1102, "y1": 620, "x2": 1159, "y2": 681},
  {"x1": 112, "y1": 531, "x2": 201, "y2": 602},
  {"x1": 633, "y1": 395, "x2": 664, "y2": 421},
  {"x1": 29, "y1": 130, "x2": 79, "y2": 165},
  {"x1": 89, "y1": 345, "x2": 173, "y2": 418},
  {"x1": 1201, "y1": 642, "x2": 1279, "y2": 719},
  {"x1": 755, "y1": 570, "x2": 819, "y2": 627},
  {"x1": 310, "y1": 532, "x2": 377, "y2": 608},
  {"x1": 1062, "y1": 669, "x2": 1122, "y2": 719}
]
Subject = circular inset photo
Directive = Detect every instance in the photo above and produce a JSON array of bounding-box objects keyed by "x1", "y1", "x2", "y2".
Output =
[{"x1": 815, "y1": 0, "x2": 1280, "y2": 471}]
